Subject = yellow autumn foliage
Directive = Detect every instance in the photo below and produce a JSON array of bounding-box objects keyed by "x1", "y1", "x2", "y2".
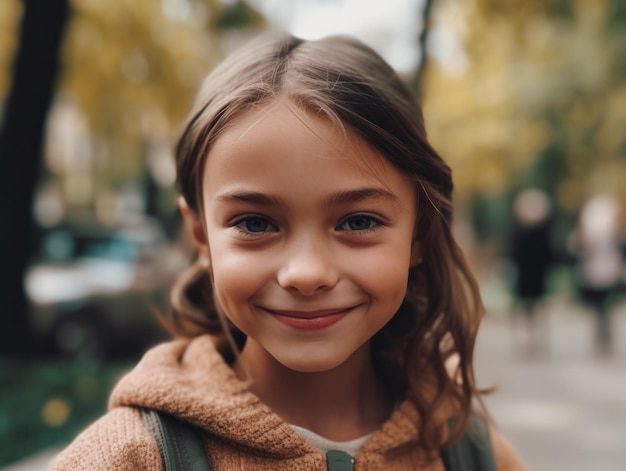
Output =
[{"x1": 423, "y1": 0, "x2": 626, "y2": 211}]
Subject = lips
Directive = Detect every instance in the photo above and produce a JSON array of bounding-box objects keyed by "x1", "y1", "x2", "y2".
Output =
[{"x1": 261, "y1": 306, "x2": 357, "y2": 331}]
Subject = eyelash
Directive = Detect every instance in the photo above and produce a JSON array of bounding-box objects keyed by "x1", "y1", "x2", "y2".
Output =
[
  {"x1": 232, "y1": 216, "x2": 278, "y2": 236},
  {"x1": 336, "y1": 214, "x2": 384, "y2": 234},
  {"x1": 231, "y1": 214, "x2": 384, "y2": 237}
]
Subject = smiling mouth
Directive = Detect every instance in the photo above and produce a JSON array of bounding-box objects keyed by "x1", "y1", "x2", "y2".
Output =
[{"x1": 261, "y1": 306, "x2": 358, "y2": 330}]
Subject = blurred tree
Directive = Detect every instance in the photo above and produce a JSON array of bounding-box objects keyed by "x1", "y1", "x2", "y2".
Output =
[
  {"x1": 213, "y1": 0, "x2": 262, "y2": 29},
  {"x1": 0, "y1": 0, "x2": 265, "y2": 355},
  {"x1": 0, "y1": 0, "x2": 70, "y2": 354},
  {"x1": 411, "y1": 0, "x2": 435, "y2": 98},
  {"x1": 50, "y1": 0, "x2": 265, "y2": 223},
  {"x1": 422, "y1": 0, "x2": 626, "y2": 233},
  {"x1": 0, "y1": 0, "x2": 22, "y2": 104}
]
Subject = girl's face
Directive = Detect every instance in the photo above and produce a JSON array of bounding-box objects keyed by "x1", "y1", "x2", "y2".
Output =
[{"x1": 191, "y1": 100, "x2": 421, "y2": 373}]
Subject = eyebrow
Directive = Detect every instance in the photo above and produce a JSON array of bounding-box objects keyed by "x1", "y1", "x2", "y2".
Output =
[
  {"x1": 216, "y1": 192, "x2": 283, "y2": 206},
  {"x1": 216, "y1": 188, "x2": 399, "y2": 207},
  {"x1": 323, "y1": 188, "x2": 399, "y2": 207}
]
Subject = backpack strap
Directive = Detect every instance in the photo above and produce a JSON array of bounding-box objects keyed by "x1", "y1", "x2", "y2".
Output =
[
  {"x1": 440, "y1": 414, "x2": 497, "y2": 471},
  {"x1": 141, "y1": 408, "x2": 211, "y2": 471},
  {"x1": 141, "y1": 407, "x2": 494, "y2": 471}
]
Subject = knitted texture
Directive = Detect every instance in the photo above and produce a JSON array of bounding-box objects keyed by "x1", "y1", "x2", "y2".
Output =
[{"x1": 49, "y1": 335, "x2": 527, "y2": 470}]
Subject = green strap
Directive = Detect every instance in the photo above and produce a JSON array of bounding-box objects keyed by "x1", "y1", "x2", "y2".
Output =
[
  {"x1": 440, "y1": 414, "x2": 497, "y2": 471},
  {"x1": 141, "y1": 408, "x2": 211, "y2": 471},
  {"x1": 142, "y1": 407, "x2": 494, "y2": 471},
  {"x1": 326, "y1": 450, "x2": 355, "y2": 471}
]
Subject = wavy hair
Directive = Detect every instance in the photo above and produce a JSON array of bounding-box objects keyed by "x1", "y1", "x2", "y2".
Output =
[{"x1": 169, "y1": 32, "x2": 486, "y2": 456}]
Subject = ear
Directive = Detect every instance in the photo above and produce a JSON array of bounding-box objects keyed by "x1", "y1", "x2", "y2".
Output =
[
  {"x1": 178, "y1": 196, "x2": 210, "y2": 257},
  {"x1": 409, "y1": 239, "x2": 423, "y2": 267}
]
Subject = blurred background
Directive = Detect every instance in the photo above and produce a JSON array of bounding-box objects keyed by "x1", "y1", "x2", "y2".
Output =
[{"x1": 1, "y1": 0, "x2": 625, "y2": 469}]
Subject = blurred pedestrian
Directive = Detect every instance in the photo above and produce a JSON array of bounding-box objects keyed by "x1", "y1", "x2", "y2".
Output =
[
  {"x1": 508, "y1": 189, "x2": 553, "y2": 356},
  {"x1": 575, "y1": 194, "x2": 624, "y2": 355}
]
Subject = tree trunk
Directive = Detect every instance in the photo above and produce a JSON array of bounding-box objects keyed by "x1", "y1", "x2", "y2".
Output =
[
  {"x1": 0, "y1": 0, "x2": 70, "y2": 355},
  {"x1": 412, "y1": 0, "x2": 435, "y2": 99}
]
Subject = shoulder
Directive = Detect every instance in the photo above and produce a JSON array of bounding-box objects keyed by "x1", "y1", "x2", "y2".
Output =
[
  {"x1": 48, "y1": 407, "x2": 162, "y2": 471},
  {"x1": 488, "y1": 424, "x2": 528, "y2": 471}
]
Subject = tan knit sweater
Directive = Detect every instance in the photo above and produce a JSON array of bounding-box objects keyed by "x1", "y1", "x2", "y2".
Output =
[{"x1": 49, "y1": 335, "x2": 527, "y2": 470}]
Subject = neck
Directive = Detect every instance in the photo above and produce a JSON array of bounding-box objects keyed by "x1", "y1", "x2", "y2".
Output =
[{"x1": 232, "y1": 339, "x2": 393, "y2": 441}]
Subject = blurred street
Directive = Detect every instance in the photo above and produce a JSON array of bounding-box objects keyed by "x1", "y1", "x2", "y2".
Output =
[
  {"x1": 4, "y1": 297, "x2": 625, "y2": 470},
  {"x1": 477, "y1": 299, "x2": 626, "y2": 471}
]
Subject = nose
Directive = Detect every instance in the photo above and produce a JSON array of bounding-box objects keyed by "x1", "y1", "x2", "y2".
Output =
[{"x1": 277, "y1": 237, "x2": 338, "y2": 296}]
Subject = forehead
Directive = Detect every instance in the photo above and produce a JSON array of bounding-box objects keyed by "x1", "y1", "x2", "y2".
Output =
[{"x1": 203, "y1": 99, "x2": 415, "y2": 201}]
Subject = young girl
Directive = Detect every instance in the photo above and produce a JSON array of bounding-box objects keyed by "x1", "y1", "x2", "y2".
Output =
[{"x1": 50, "y1": 33, "x2": 527, "y2": 470}]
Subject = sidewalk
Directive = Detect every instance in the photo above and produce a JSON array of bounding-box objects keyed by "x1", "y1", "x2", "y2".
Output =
[
  {"x1": 476, "y1": 299, "x2": 626, "y2": 471},
  {"x1": 2, "y1": 449, "x2": 59, "y2": 471}
]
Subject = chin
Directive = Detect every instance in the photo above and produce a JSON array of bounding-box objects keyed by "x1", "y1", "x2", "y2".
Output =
[{"x1": 274, "y1": 351, "x2": 351, "y2": 374}]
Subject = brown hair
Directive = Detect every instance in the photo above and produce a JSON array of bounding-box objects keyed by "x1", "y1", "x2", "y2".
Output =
[{"x1": 169, "y1": 32, "x2": 485, "y2": 456}]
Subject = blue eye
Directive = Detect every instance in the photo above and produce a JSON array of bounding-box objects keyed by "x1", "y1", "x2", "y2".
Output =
[
  {"x1": 235, "y1": 216, "x2": 277, "y2": 233},
  {"x1": 338, "y1": 215, "x2": 380, "y2": 232}
]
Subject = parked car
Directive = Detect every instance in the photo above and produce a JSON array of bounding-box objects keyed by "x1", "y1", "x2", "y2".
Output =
[{"x1": 25, "y1": 216, "x2": 189, "y2": 358}]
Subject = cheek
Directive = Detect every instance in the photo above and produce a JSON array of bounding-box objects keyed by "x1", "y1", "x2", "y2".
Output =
[
  {"x1": 374, "y1": 263, "x2": 410, "y2": 305},
  {"x1": 209, "y1": 246, "x2": 272, "y2": 308},
  {"x1": 348, "y1": 248, "x2": 412, "y2": 305}
]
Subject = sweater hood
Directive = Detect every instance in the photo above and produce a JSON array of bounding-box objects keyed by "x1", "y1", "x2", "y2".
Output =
[{"x1": 109, "y1": 335, "x2": 421, "y2": 459}]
